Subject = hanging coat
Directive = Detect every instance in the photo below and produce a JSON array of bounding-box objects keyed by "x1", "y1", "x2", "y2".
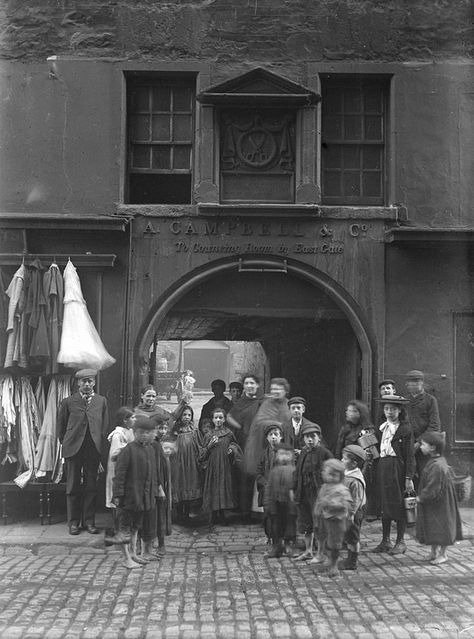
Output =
[
  {"x1": 0, "y1": 375, "x2": 17, "y2": 463},
  {"x1": 34, "y1": 377, "x2": 58, "y2": 478},
  {"x1": 4, "y1": 264, "x2": 27, "y2": 369},
  {"x1": 25, "y1": 258, "x2": 50, "y2": 364},
  {"x1": 35, "y1": 376, "x2": 46, "y2": 426},
  {"x1": 57, "y1": 260, "x2": 115, "y2": 371},
  {"x1": 14, "y1": 377, "x2": 41, "y2": 488},
  {"x1": 43, "y1": 263, "x2": 63, "y2": 374}
]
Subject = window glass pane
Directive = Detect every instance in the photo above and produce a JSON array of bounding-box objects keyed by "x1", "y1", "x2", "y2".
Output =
[
  {"x1": 323, "y1": 171, "x2": 342, "y2": 196},
  {"x1": 152, "y1": 86, "x2": 171, "y2": 111},
  {"x1": 131, "y1": 146, "x2": 151, "y2": 169},
  {"x1": 363, "y1": 172, "x2": 382, "y2": 197},
  {"x1": 174, "y1": 87, "x2": 192, "y2": 111},
  {"x1": 152, "y1": 146, "x2": 171, "y2": 169},
  {"x1": 344, "y1": 115, "x2": 362, "y2": 140},
  {"x1": 131, "y1": 88, "x2": 150, "y2": 112},
  {"x1": 324, "y1": 90, "x2": 342, "y2": 113},
  {"x1": 365, "y1": 115, "x2": 382, "y2": 140},
  {"x1": 152, "y1": 115, "x2": 171, "y2": 141},
  {"x1": 343, "y1": 171, "x2": 360, "y2": 196},
  {"x1": 173, "y1": 115, "x2": 192, "y2": 141},
  {"x1": 362, "y1": 146, "x2": 382, "y2": 169},
  {"x1": 342, "y1": 146, "x2": 360, "y2": 168},
  {"x1": 323, "y1": 145, "x2": 342, "y2": 169},
  {"x1": 323, "y1": 116, "x2": 343, "y2": 139},
  {"x1": 364, "y1": 90, "x2": 382, "y2": 113},
  {"x1": 173, "y1": 146, "x2": 191, "y2": 170},
  {"x1": 130, "y1": 115, "x2": 150, "y2": 141},
  {"x1": 344, "y1": 89, "x2": 362, "y2": 112}
]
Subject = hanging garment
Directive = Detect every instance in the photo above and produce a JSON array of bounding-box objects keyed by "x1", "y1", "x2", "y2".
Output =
[
  {"x1": 50, "y1": 375, "x2": 72, "y2": 483},
  {"x1": 25, "y1": 258, "x2": 50, "y2": 365},
  {"x1": 0, "y1": 375, "x2": 17, "y2": 462},
  {"x1": 0, "y1": 269, "x2": 8, "y2": 365},
  {"x1": 14, "y1": 377, "x2": 40, "y2": 488},
  {"x1": 35, "y1": 377, "x2": 58, "y2": 478},
  {"x1": 4, "y1": 264, "x2": 27, "y2": 369},
  {"x1": 57, "y1": 261, "x2": 115, "y2": 371},
  {"x1": 35, "y1": 376, "x2": 46, "y2": 426},
  {"x1": 43, "y1": 263, "x2": 63, "y2": 374}
]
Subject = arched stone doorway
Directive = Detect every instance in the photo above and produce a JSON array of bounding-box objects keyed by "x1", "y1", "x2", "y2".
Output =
[{"x1": 133, "y1": 256, "x2": 376, "y2": 446}]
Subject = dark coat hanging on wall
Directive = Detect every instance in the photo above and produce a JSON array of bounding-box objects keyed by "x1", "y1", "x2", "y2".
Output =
[
  {"x1": 43, "y1": 263, "x2": 63, "y2": 374},
  {"x1": 26, "y1": 258, "x2": 50, "y2": 365}
]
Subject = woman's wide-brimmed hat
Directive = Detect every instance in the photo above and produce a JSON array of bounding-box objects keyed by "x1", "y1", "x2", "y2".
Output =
[{"x1": 377, "y1": 394, "x2": 409, "y2": 405}]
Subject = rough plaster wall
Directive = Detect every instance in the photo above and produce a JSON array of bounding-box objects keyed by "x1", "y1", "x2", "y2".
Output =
[{"x1": 1, "y1": 0, "x2": 473, "y2": 63}]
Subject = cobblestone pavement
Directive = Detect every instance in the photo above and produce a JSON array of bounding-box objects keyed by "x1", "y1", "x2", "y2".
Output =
[{"x1": 1, "y1": 517, "x2": 473, "y2": 639}]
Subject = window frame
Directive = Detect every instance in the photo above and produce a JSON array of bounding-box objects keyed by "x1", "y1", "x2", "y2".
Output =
[
  {"x1": 320, "y1": 75, "x2": 390, "y2": 206},
  {"x1": 125, "y1": 73, "x2": 196, "y2": 205}
]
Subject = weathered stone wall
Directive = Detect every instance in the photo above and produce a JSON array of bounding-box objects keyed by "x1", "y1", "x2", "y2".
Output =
[{"x1": 1, "y1": 0, "x2": 473, "y2": 64}]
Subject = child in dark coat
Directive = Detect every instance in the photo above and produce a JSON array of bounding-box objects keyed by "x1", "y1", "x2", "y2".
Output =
[
  {"x1": 341, "y1": 444, "x2": 367, "y2": 570},
  {"x1": 264, "y1": 443, "x2": 297, "y2": 558},
  {"x1": 256, "y1": 421, "x2": 283, "y2": 545},
  {"x1": 199, "y1": 408, "x2": 243, "y2": 525},
  {"x1": 416, "y1": 431, "x2": 463, "y2": 564},
  {"x1": 112, "y1": 416, "x2": 165, "y2": 569},
  {"x1": 314, "y1": 458, "x2": 353, "y2": 577},
  {"x1": 293, "y1": 423, "x2": 333, "y2": 563}
]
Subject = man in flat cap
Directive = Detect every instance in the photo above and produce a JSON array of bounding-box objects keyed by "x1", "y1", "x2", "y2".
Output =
[
  {"x1": 283, "y1": 397, "x2": 318, "y2": 456},
  {"x1": 57, "y1": 369, "x2": 110, "y2": 535},
  {"x1": 405, "y1": 369, "x2": 441, "y2": 479}
]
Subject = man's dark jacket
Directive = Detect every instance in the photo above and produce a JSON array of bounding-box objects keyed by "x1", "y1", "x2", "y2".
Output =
[{"x1": 57, "y1": 392, "x2": 109, "y2": 457}]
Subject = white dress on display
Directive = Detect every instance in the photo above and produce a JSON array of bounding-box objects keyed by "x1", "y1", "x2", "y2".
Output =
[{"x1": 57, "y1": 260, "x2": 115, "y2": 371}]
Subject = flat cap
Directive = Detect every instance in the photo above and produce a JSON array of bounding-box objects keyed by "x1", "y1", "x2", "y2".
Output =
[
  {"x1": 405, "y1": 370, "x2": 424, "y2": 380},
  {"x1": 378, "y1": 379, "x2": 396, "y2": 388},
  {"x1": 288, "y1": 396, "x2": 306, "y2": 406},
  {"x1": 75, "y1": 369, "x2": 97, "y2": 379},
  {"x1": 132, "y1": 416, "x2": 156, "y2": 431},
  {"x1": 343, "y1": 444, "x2": 367, "y2": 463},
  {"x1": 301, "y1": 422, "x2": 321, "y2": 436},
  {"x1": 261, "y1": 420, "x2": 283, "y2": 437}
]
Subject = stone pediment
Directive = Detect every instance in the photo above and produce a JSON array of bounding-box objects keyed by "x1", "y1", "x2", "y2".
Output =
[{"x1": 197, "y1": 67, "x2": 319, "y2": 106}]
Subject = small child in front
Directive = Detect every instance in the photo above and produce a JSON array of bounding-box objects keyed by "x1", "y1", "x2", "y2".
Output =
[
  {"x1": 264, "y1": 443, "x2": 297, "y2": 558},
  {"x1": 105, "y1": 407, "x2": 136, "y2": 515},
  {"x1": 416, "y1": 431, "x2": 463, "y2": 565},
  {"x1": 341, "y1": 444, "x2": 367, "y2": 570},
  {"x1": 293, "y1": 423, "x2": 333, "y2": 562},
  {"x1": 112, "y1": 416, "x2": 164, "y2": 569},
  {"x1": 256, "y1": 421, "x2": 283, "y2": 545},
  {"x1": 314, "y1": 458, "x2": 353, "y2": 577}
]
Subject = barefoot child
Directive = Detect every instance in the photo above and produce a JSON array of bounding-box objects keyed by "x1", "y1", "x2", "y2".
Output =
[
  {"x1": 416, "y1": 432, "x2": 463, "y2": 564},
  {"x1": 111, "y1": 416, "x2": 165, "y2": 569},
  {"x1": 314, "y1": 459, "x2": 353, "y2": 577},
  {"x1": 157, "y1": 434, "x2": 177, "y2": 556},
  {"x1": 264, "y1": 443, "x2": 297, "y2": 558},
  {"x1": 199, "y1": 408, "x2": 243, "y2": 525},
  {"x1": 293, "y1": 423, "x2": 333, "y2": 563},
  {"x1": 341, "y1": 444, "x2": 367, "y2": 570},
  {"x1": 105, "y1": 408, "x2": 136, "y2": 518},
  {"x1": 256, "y1": 421, "x2": 283, "y2": 545}
]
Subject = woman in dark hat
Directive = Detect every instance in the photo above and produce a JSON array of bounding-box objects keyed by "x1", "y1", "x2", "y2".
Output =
[{"x1": 372, "y1": 395, "x2": 415, "y2": 555}]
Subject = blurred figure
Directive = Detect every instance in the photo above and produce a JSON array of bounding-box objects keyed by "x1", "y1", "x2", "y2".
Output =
[{"x1": 229, "y1": 381, "x2": 243, "y2": 405}]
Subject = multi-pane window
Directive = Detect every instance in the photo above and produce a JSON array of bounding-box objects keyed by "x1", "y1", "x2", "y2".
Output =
[
  {"x1": 127, "y1": 78, "x2": 194, "y2": 204},
  {"x1": 321, "y1": 77, "x2": 388, "y2": 205}
]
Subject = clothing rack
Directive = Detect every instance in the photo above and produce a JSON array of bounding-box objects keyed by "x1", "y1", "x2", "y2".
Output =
[{"x1": 0, "y1": 254, "x2": 116, "y2": 268}]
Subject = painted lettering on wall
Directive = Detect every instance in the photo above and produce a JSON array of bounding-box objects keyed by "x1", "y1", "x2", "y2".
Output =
[{"x1": 175, "y1": 241, "x2": 345, "y2": 255}]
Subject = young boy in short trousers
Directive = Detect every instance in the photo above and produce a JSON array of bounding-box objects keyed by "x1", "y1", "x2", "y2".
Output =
[{"x1": 341, "y1": 444, "x2": 367, "y2": 570}]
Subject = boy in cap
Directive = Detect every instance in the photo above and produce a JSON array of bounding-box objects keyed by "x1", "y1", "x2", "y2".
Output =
[
  {"x1": 256, "y1": 421, "x2": 284, "y2": 545},
  {"x1": 340, "y1": 444, "x2": 367, "y2": 570},
  {"x1": 111, "y1": 416, "x2": 165, "y2": 569},
  {"x1": 283, "y1": 396, "x2": 317, "y2": 455},
  {"x1": 57, "y1": 369, "x2": 109, "y2": 536},
  {"x1": 264, "y1": 443, "x2": 297, "y2": 558},
  {"x1": 293, "y1": 422, "x2": 333, "y2": 563},
  {"x1": 314, "y1": 459, "x2": 353, "y2": 577}
]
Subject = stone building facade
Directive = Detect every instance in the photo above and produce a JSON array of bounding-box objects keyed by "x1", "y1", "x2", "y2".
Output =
[{"x1": 1, "y1": 1, "x2": 474, "y2": 466}]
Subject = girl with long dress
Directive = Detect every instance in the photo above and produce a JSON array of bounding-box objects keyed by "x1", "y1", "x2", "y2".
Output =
[
  {"x1": 416, "y1": 431, "x2": 462, "y2": 564},
  {"x1": 105, "y1": 407, "x2": 135, "y2": 510},
  {"x1": 199, "y1": 408, "x2": 243, "y2": 525},
  {"x1": 171, "y1": 405, "x2": 203, "y2": 523}
]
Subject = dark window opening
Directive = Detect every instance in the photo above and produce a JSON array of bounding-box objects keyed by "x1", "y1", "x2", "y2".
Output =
[
  {"x1": 321, "y1": 77, "x2": 389, "y2": 206},
  {"x1": 127, "y1": 77, "x2": 195, "y2": 204}
]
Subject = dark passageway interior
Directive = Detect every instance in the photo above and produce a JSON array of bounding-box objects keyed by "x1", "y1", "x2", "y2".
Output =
[{"x1": 149, "y1": 271, "x2": 362, "y2": 445}]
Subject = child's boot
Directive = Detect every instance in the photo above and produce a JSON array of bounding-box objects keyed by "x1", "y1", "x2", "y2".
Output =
[
  {"x1": 339, "y1": 549, "x2": 358, "y2": 570},
  {"x1": 265, "y1": 539, "x2": 284, "y2": 558}
]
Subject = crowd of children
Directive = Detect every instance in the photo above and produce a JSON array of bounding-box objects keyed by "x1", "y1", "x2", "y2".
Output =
[{"x1": 104, "y1": 379, "x2": 463, "y2": 574}]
